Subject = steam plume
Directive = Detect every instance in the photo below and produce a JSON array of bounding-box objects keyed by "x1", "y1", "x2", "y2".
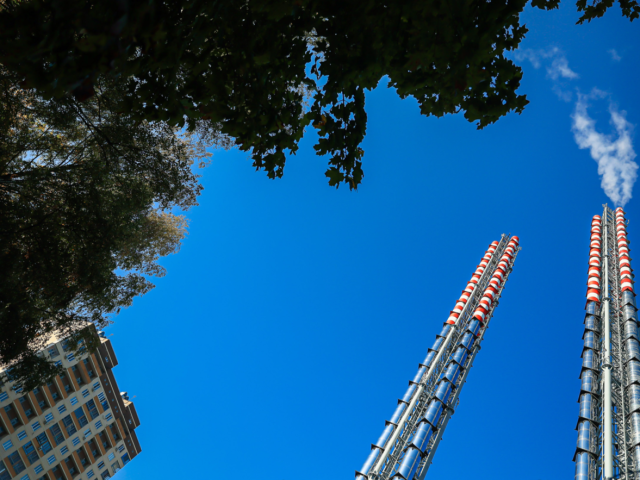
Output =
[{"x1": 572, "y1": 90, "x2": 638, "y2": 207}]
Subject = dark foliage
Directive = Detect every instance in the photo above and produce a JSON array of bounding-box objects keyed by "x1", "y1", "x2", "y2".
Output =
[
  {"x1": 0, "y1": 68, "x2": 208, "y2": 388},
  {"x1": 0, "y1": 0, "x2": 539, "y2": 189}
]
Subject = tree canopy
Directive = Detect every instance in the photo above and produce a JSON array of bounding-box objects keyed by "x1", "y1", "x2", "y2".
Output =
[
  {"x1": 0, "y1": 0, "x2": 526, "y2": 190},
  {"x1": 0, "y1": 0, "x2": 636, "y2": 388},
  {"x1": 1, "y1": 0, "x2": 636, "y2": 189},
  {"x1": 0, "y1": 68, "x2": 221, "y2": 390}
]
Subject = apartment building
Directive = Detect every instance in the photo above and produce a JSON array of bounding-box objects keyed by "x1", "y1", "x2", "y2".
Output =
[{"x1": 0, "y1": 328, "x2": 141, "y2": 480}]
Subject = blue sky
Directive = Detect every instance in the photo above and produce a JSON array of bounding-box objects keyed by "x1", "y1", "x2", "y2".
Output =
[{"x1": 108, "y1": 4, "x2": 639, "y2": 480}]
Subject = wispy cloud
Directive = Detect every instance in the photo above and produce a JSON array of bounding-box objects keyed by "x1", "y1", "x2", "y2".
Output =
[
  {"x1": 608, "y1": 49, "x2": 622, "y2": 62},
  {"x1": 572, "y1": 89, "x2": 638, "y2": 206},
  {"x1": 513, "y1": 49, "x2": 545, "y2": 69},
  {"x1": 514, "y1": 47, "x2": 578, "y2": 100},
  {"x1": 514, "y1": 47, "x2": 579, "y2": 79},
  {"x1": 516, "y1": 46, "x2": 637, "y2": 204},
  {"x1": 547, "y1": 54, "x2": 579, "y2": 80}
]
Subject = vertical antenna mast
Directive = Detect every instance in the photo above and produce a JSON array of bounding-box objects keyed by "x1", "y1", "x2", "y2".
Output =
[{"x1": 356, "y1": 235, "x2": 520, "y2": 480}]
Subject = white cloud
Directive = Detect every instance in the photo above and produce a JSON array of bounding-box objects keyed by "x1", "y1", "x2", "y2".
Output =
[
  {"x1": 513, "y1": 49, "x2": 544, "y2": 69},
  {"x1": 547, "y1": 54, "x2": 579, "y2": 80},
  {"x1": 608, "y1": 49, "x2": 622, "y2": 61},
  {"x1": 514, "y1": 47, "x2": 578, "y2": 101},
  {"x1": 552, "y1": 84, "x2": 573, "y2": 102},
  {"x1": 572, "y1": 89, "x2": 638, "y2": 206},
  {"x1": 514, "y1": 47, "x2": 579, "y2": 79}
]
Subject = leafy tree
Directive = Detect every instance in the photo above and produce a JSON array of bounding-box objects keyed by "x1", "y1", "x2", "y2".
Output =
[
  {"x1": 1, "y1": 0, "x2": 634, "y2": 190},
  {"x1": 532, "y1": 0, "x2": 639, "y2": 22},
  {"x1": 0, "y1": 68, "x2": 220, "y2": 390},
  {"x1": 0, "y1": 0, "x2": 533, "y2": 190}
]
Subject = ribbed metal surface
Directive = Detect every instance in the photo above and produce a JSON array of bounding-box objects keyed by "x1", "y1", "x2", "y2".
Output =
[
  {"x1": 574, "y1": 206, "x2": 639, "y2": 480},
  {"x1": 356, "y1": 235, "x2": 520, "y2": 480}
]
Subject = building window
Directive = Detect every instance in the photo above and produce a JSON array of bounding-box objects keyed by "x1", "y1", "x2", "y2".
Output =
[
  {"x1": 0, "y1": 461, "x2": 10, "y2": 480},
  {"x1": 95, "y1": 420, "x2": 102, "y2": 429},
  {"x1": 60, "y1": 446, "x2": 68, "y2": 455},
  {"x1": 2, "y1": 439, "x2": 12, "y2": 450},
  {"x1": 72, "y1": 437, "x2": 80, "y2": 446},
  {"x1": 89, "y1": 440, "x2": 99, "y2": 459},
  {"x1": 104, "y1": 413, "x2": 112, "y2": 421},
  {"x1": 82, "y1": 389, "x2": 89, "y2": 398},
  {"x1": 4, "y1": 405, "x2": 19, "y2": 427},
  {"x1": 19, "y1": 396, "x2": 34, "y2": 418},
  {"x1": 107, "y1": 453, "x2": 114, "y2": 461},
  {"x1": 100, "y1": 470, "x2": 110, "y2": 479},
  {"x1": 47, "y1": 345, "x2": 60, "y2": 358},
  {"x1": 48, "y1": 424, "x2": 65, "y2": 446},
  {"x1": 0, "y1": 392, "x2": 7, "y2": 402},
  {"x1": 23, "y1": 441, "x2": 39, "y2": 465},
  {"x1": 51, "y1": 466, "x2": 64, "y2": 480},
  {"x1": 7, "y1": 451, "x2": 26, "y2": 474},
  {"x1": 83, "y1": 360, "x2": 96, "y2": 378},
  {"x1": 69, "y1": 397, "x2": 78, "y2": 406},
  {"x1": 73, "y1": 407, "x2": 88, "y2": 427},
  {"x1": 97, "y1": 461, "x2": 105, "y2": 470},
  {"x1": 31, "y1": 421, "x2": 41, "y2": 432},
  {"x1": 34, "y1": 465, "x2": 43, "y2": 474},
  {"x1": 71, "y1": 367, "x2": 83, "y2": 386},
  {"x1": 47, "y1": 455, "x2": 56, "y2": 465},
  {"x1": 92, "y1": 382, "x2": 100, "y2": 391},
  {"x1": 62, "y1": 414, "x2": 77, "y2": 436},
  {"x1": 121, "y1": 453, "x2": 130, "y2": 466},
  {"x1": 87, "y1": 470, "x2": 95, "y2": 479},
  {"x1": 67, "y1": 353, "x2": 75, "y2": 362},
  {"x1": 58, "y1": 405, "x2": 66, "y2": 414},
  {"x1": 44, "y1": 413, "x2": 54, "y2": 424},
  {"x1": 97, "y1": 393, "x2": 109, "y2": 412},
  {"x1": 35, "y1": 432, "x2": 52, "y2": 454},
  {"x1": 86, "y1": 400, "x2": 99, "y2": 420},
  {"x1": 108, "y1": 424, "x2": 120, "y2": 442},
  {"x1": 46, "y1": 383, "x2": 59, "y2": 403},
  {"x1": 17, "y1": 430, "x2": 27, "y2": 441}
]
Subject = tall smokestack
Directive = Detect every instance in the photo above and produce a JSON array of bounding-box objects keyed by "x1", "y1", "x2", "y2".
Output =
[
  {"x1": 356, "y1": 234, "x2": 520, "y2": 480},
  {"x1": 574, "y1": 206, "x2": 639, "y2": 480}
]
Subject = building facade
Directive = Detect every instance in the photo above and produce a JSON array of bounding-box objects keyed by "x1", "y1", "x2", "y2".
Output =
[{"x1": 0, "y1": 328, "x2": 141, "y2": 480}]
